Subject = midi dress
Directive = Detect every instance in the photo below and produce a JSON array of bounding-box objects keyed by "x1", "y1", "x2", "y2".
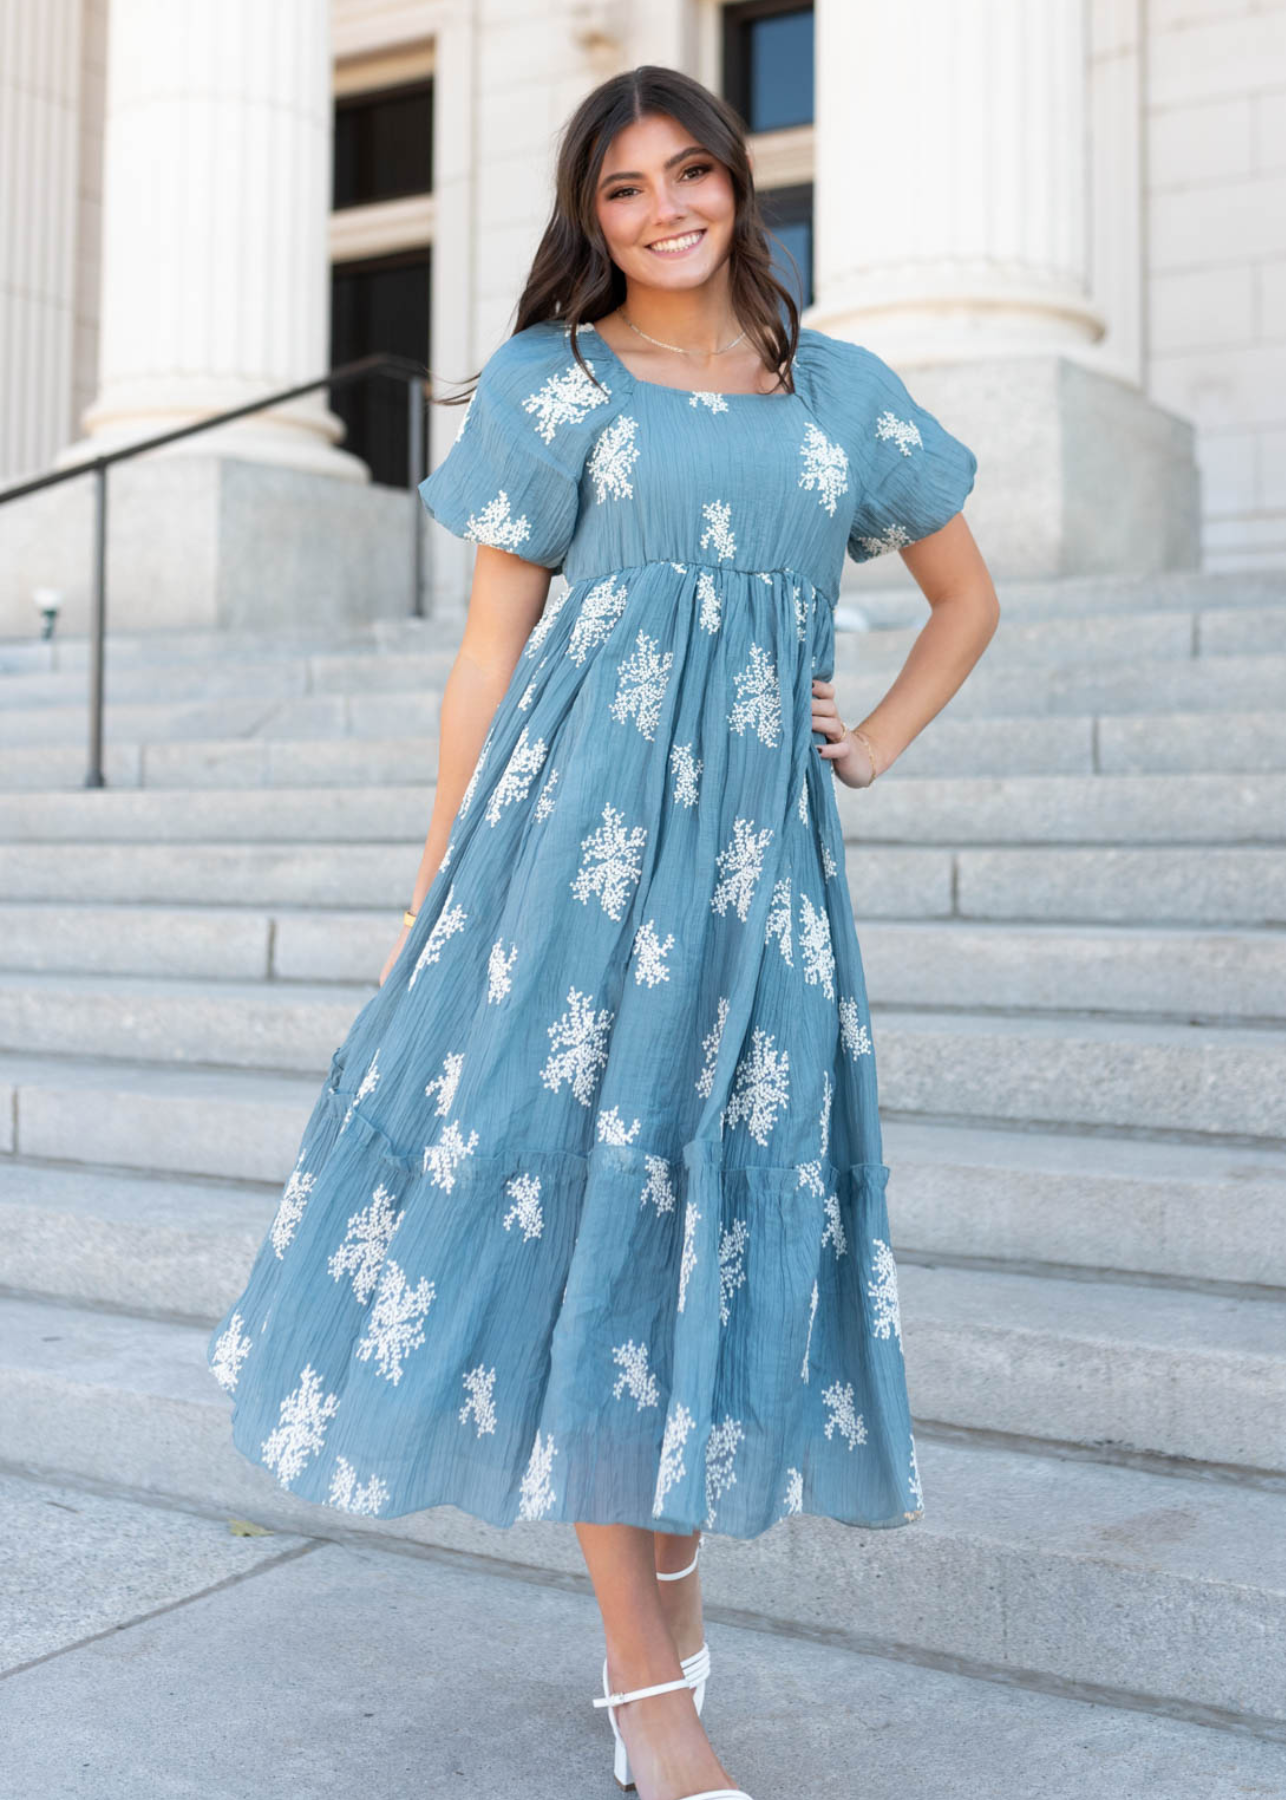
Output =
[{"x1": 206, "y1": 315, "x2": 978, "y2": 1541}]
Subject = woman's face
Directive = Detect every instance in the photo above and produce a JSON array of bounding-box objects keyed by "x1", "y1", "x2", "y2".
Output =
[{"x1": 593, "y1": 111, "x2": 736, "y2": 293}]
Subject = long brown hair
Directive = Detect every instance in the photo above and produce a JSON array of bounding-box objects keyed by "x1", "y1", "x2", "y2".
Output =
[{"x1": 431, "y1": 65, "x2": 802, "y2": 409}]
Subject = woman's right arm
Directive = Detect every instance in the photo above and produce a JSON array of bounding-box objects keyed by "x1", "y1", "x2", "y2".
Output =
[{"x1": 378, "y1": 543, "x2": 557, "y2": 987}]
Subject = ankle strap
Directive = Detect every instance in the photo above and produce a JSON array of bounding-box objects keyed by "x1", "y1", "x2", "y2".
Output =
[
  {"x1": 593, "y1": 1672, "x2": 693, "y2": 1707},
  {"x1": 655, "y1": 1540, "x2": 702, "y2": 1581}
]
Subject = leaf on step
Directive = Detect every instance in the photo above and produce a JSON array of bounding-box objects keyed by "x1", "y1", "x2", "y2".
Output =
[{"x1": 227, "y1": 1518, "x2": 273, "y2": 1536}]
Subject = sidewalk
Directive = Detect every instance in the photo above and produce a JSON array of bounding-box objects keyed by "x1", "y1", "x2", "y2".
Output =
[{"x1": 3, "y1": 1469, "x2": 1283, "y2": 1800}]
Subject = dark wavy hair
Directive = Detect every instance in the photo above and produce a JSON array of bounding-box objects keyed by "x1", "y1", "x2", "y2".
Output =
[{"x1": 431, "y1": 64, "x2": 802, "y2": 410}]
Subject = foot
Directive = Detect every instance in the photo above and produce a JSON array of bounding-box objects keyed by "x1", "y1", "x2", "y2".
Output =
[
  {"x1": 655, "y1": 1542, "x2": 705, "y2": 1667},
  {"x1": 603, "y1": 1654, "x2": 734, "y2": 1800}
]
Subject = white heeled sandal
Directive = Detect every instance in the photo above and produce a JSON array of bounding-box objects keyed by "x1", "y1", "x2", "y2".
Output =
[
  {"x1": 657, "y1": 1538, "x2": 711, "y2": 1714},
  {"x1": 592, "y1": 1666, "x2": 752, "y2": 1799}
]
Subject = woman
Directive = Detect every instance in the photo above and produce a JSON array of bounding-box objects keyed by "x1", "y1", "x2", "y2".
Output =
[{"x1": 208, "y1": 64, "x2": 997, "y2": 1800}]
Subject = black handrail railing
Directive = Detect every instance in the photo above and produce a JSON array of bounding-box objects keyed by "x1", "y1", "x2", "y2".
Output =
[{"x1": 0, "y1": 352, "x2": 432, "y2": 787}]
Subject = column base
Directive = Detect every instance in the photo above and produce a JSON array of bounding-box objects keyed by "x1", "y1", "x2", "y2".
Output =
[
  {"x1": 0, "y1": 454, "x2": 429, "y2": 637},
  {"x1": 841, "y1": 352, "x2": 1200, "y2": 587}
]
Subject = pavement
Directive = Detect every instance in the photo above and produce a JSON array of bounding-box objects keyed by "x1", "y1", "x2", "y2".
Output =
[{"x1": 3, "y1": 1468, "x2": 1284, "y2": 1800}]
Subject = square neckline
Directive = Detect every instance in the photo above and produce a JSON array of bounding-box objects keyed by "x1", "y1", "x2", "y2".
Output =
[{"x1": 577, "y1": 319, "x2": 798, "y2": 403}]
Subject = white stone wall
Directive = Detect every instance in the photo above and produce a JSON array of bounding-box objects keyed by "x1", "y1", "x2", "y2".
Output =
[{"x1": 1144, "y1": 0, "x2": 1286, "y2": 570}]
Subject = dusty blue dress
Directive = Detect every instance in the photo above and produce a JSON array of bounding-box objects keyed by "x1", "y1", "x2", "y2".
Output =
[{"x1": 206, "y1": 316, "x2": 977, "y2": 1539}]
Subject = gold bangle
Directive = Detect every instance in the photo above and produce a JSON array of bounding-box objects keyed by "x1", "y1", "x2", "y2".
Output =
[
  {"x1": 402, "y1": 908, "x2": 418, "y2": 928},
  {"x1": 850, "y1": 726, "x2": 884, "y2": 780}
]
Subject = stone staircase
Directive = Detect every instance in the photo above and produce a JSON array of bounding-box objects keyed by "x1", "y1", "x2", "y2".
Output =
[{"x1": 1, "y1": 569, "x2": 1284, "y2": 1742}]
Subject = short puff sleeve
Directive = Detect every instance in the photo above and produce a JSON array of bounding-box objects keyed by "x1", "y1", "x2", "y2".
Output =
[
  {"x1": 831, "y1": 340, "x2": 977, "y2": 565},
  {"x1": 418, "y1": 324, "x2": 600, "y2": 573}
]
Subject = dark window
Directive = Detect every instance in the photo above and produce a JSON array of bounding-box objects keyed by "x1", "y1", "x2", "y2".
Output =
[
  {"x1": 330, "y1": 250, "x2": 431, "y2": 487},
  {"x1": 333, "y1": 79, "x2": 433, "y2": 209},
  {"x1": 722, "y1": 2, "x2": 814, "y2": 134},
  {"x1": 760, "y1": 182, "x2": 813, "y2": 310}
]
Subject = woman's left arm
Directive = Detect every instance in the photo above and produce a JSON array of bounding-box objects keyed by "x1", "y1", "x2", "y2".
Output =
[{"x1": 813, "y1": 512, "x2": 1000, "y2": 789}]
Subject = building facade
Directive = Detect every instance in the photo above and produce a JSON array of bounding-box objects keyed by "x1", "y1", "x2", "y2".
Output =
[{"x1": 1, "y1": 0, "x2": 1284, "y2": 637}]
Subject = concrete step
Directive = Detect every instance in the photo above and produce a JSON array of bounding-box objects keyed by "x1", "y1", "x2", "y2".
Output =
[
  {"x1": 841, "y1": 566, "x2": 1286, "y2": 628},
  {"x1": 899, "y1": 1262, "x2": 1286, "y2": 1473},
  {"x1": 0, "y1": 771, "x2": 1280, "y2": 848},
  {"x1": 0, "y1": 647, "x2": 458, "y2": 711},
  {"x1": 1, "y1": 1291, "x2": 1282, "y2": 1723},
  {"x1": 882, "y1": 1118, "x2": 1286, "y2": 1290},
  {"x1": 0, "y1": 839, "x2": 1279, "y2": 927},
  {"x1": 6, "y1": 706, "x2": 1286, "y2": 793},
  {"x1": 0, "y1": 621, "x2": 426, "y2": 677},
  {"x1": 0, "y1": 690, "x2": 440, "y2": 748},
  {"x1": 2, "y1": 907, "x2": 1280, "y2": 1026}
]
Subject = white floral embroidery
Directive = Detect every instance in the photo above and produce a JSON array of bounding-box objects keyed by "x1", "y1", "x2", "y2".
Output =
[
  {"x1": 459, "y1": 1364, "x2": 498, "y2": 1436},
  {"x1": 718, "y1": 1217, "x2": 750, "y2": 1325},
  {"x1": 567, "y1": 573, "x2": 629, "y2": 664},
  {"x1": 869, "y1": 1238, "x2": 903, "y2": 1345},
  {"x1": 487, "y1": 939, "x2": 518, "y2": 1001},
  {"x1": 678, "y1": 1200, "x2": 701, "y2": 1311},
  {"x1": 670, "y1": 561, "x2": 688, "y2": 572},
  {"x1": 798, "y1": 892, "x2": 836, "y2": 999},
  {"x1": 522, "y1": 357, "x2": 610, "y2": 442},
  {"x1": 801, "y1": 1278, "x2": 818, "y2": 1380},
  {"x1": 464, "y1": 489, "x2": 531, "y2": 552},
  {"x1": 517, "y1": 675, "x2": 537, "y2": 710},
  {"x1": 875, "y1": 408, "x2": 923, "y2": 457},
  {"x1": 525, "y1": 580, "x2": 572, "y2": 658},
  {"x1": 727, "y1": 642, "x2": 782, "y2": 748},
  {"x1": 422, "y1": 1118, "x2": 480, "y2": 1191},
  {"x1": 328, "y1": 1182, "x2": 402, "y2": 1304},
  {"x1": 797, "y1": 772, "x2": 809, "y2": 824},
  {"x1": 797, "y1": 1159, "x2": 824, "y2": 1199},
  {"x1": 821, "y1": 1193, "x2": 847, "y2": 1259},
  {"x1": 756, "y1": 570, "x2": 774, "y2": 584},
  {"x1": 541, "y1": 984, "x2": 614, "y2": 1106},
  {"x1": 908, "y1": 1434, "x2": 924, "y2": 1510},
  {"x1": 597, "y1": 1105, "x2": 641, "y2": 1145},
  {"x1": 611, "y1": 1339, "x2": 660, "y2": 1409},
  {"x1": 820, "y1": 1070, "x2": 833, "y2": 1157},
  {"x1": 610, "y1": 628, "x2": 673, "y2": 740},
  {"x1": 534, "y1": 766, "x2": 560, "y2": 820},
  {"x1": 839, "y1": 996, "x2": 873, "y2": 1059},
  {"x1": 699, "y1": 499, "x2": 736, "y2": 561},
  {"x1": 695, "y1": 995, "x2": 730, "y2": 1098},
  {"x1": 356, "y1": 1259, "x2": 435, "y2": 1385},
  {"x1": 855, "y1": 521, "x2": 912, "y2": 558},
  {"x1": 725, "y1": 1026, "x2": 790, "y2": 1145},
  {"x1": 765, "y1": 876, "x2": 793, "y2": 965},
  {"x1": 502, "y1": 1171, "x2": 543, "y2": 1239},
  {"x1": 670, "y1": 742, "x2": 702, "y2": 806},
  {"x1": 822, "y1": 1379, "x2": 867, "y2": 1450},
  {"x1": 704, "y1": 1414, "x2": 744, "y2": 1528},
  {"x1": 570, "y1": 801, "x2": 647, "y2": 920},
  {"x1": 484, "y1": 724, "x2": 548, "y2": 825},
  {"x1": 271, "y1": 1155, "x2": 315, "y2": 1257},
  {"x1": 408, "y1": 885, "x2": 467, "y2": 989},
  {"x1": 711, "y1": 817, "x2": 773, "y2": 921},
  {"x1": 517, "y1": 1428, "x2": 559, "y2": 1519},
  {"x1": 342, "y1": 1050, "x2": 381, "y2": 1129},
  {"x1": 424, "y1": 1050, "x2": 465, "y2": 1115},
  {"x1": 797, "y1": 420, "x2": 850, "y2": 516},
  {"x1": 588, "y1": 412, "x2": 640, "y2": 501},
  {"x1": 793, "y1": 583, "x2": 808, "y2": 641},
  {"x1": 328, "y1": 1456, "x2": 390, "y2": 1515},
  {"x1": 696, "y1": 568, "x2": 721, "y2": 632},
  {"x1": 689, "y1": 389, "x2": 729, "y2": 414},
  {"x1": 211, "y1": 1311, "x2": 252, "y2": 1392},
  {"x1": 821, "y1": 839, "x2": 838, "y2": 879},
  {"x1": 632, "y1": 918, "x2": 675, "y2": 986},
  {"x1": 653, "y1": 1401, "x2": 695, "y2": 1515},
  {"x1": 261, "y1": 1364, "x2": 340, "y2": 1486},
  {"x1": 640, "y1": 1154, "x2": 676, "y2": 1214},
  {"x1": 783, "y1": 1467, "x2": 804, "y2": 1515}
]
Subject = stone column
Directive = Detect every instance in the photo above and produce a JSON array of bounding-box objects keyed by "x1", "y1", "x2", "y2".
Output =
[
  {"x1": 60, "y1": 0, "x2": 362, "y2": 479},
  {"x1": 809, "y1": 0, "x2": 1198, "y2": 578}
]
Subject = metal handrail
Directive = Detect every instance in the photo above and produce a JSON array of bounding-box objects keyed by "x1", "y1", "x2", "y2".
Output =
[{"x1": 0, "y1": 351, "x2": 432, "y2": 787}]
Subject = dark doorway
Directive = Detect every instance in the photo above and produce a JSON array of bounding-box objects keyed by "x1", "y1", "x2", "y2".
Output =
[{"x1": 330, "y1": 250, "x2": 431, "y2": 489}]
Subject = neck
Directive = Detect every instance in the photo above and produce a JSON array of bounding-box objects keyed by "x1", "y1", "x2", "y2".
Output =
[{"x1": 619, "y1": 274, "x2": 740, "y2": 356}]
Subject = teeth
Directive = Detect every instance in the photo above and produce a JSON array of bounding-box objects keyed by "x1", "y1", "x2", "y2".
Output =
[{"x1": 650, "y1": 230, "x2": 703, "y2": 252}]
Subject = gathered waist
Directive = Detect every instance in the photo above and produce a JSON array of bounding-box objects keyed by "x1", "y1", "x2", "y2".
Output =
[{"x1": 559, "y1": 557, "x2": 838, "y2": 609}]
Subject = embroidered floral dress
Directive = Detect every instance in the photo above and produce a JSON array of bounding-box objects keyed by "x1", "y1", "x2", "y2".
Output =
[{"x1": 206, "y1": 317, "x2": 977, "y2": 1539}]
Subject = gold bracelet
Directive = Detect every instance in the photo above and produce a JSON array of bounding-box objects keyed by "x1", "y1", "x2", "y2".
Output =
[
  {"x1": 850, "y1": 726, "x2": 884, "y2": 781},
  {"x1": 402, "y1": 908, "x2": 418, "y2": 928}
]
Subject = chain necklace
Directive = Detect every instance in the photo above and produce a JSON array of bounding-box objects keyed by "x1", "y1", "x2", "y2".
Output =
[{"x1": 620, "y1": 308, "x2": 747, "y2": 357}]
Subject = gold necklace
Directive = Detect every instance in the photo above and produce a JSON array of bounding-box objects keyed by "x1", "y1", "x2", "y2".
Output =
[{"x1": 620, "y1": 308, "x2": 747, "y2": 357}]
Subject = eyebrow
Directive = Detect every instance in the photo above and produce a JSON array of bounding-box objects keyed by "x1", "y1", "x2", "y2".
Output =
[{"x1": 598, "y1": 145, "x2": 709, "y2": 188}]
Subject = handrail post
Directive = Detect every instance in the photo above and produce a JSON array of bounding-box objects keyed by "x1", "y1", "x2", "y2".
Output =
[
  {"x1": 408, "y1": 374, "x2": 425, "y2": 618},
  {"x1": 85, "y1": 462, "x2": 108, "y2": 788}
]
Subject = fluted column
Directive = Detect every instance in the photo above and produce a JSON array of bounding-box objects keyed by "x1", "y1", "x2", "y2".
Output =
[
  {"x1": 809, "y1": 0, "x2": 1107, "y2": 361},
  {"x1": 61, "y1": 0, "x2": 362, "y2": 479}
]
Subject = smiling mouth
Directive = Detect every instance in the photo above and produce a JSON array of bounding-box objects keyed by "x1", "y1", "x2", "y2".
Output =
[{"x1": 646, "y1": 228, "x2": 706, "y2": 256}]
